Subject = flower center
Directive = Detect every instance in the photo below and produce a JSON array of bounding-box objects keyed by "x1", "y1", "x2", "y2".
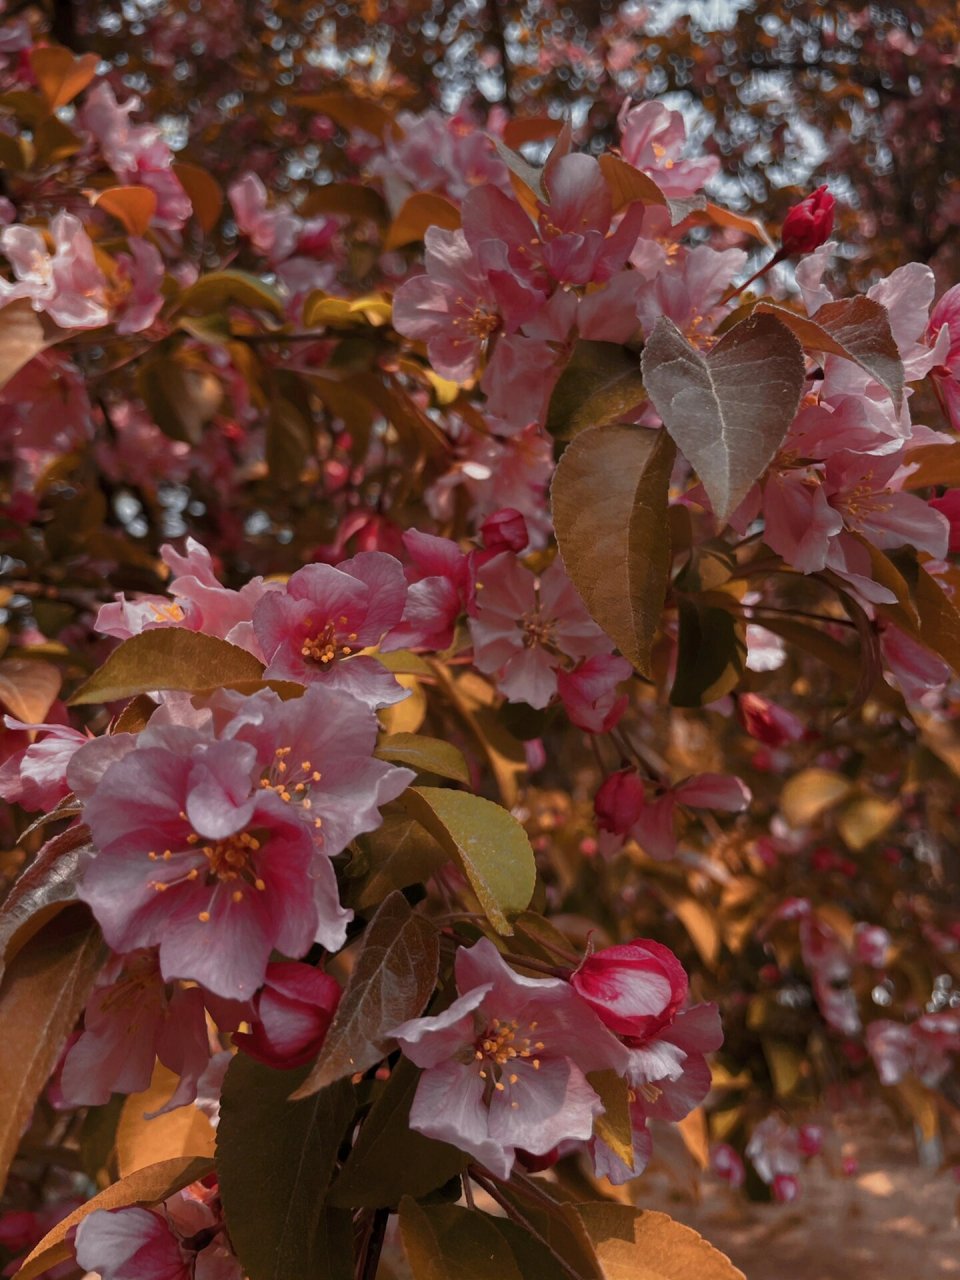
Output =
[
  {"x1": 300, "y1": 616, "x2": 358, "y2": 666},
  {"x1": 260, "y1": 745, "x2": 325, "y2": 835},
  {"x1": 147, "y1": 824, "x2": 269, "y2": 919},
  {"x1": 520, "y1": 611, "x2": 555, "y2": 650},
  {"x1": 452, "y1": 296, "x2": 500, "y2": 341},
  {"x1": 469, "y1": 1016, "x2": 547, "y2": 1107}
]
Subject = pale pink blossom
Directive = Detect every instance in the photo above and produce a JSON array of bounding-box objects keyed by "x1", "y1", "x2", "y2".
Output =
[
  {"x1": 114, "y1": 238, "x2": 165, "y2": 334},
  {"x1": 470, "y1": 553, "x2": 613, "y2": 709},
  {"x1": 59, "y1": 949, "x2": 217, "y2": 1111},
  {"x1": 253, "y1": 552, "x2": 408, "y2": 708},
  {"x1": 384, "y1": 530, "x2": 473, "y2": 651},
  {"x1": 746, "y1": 1115, "x2": 802, "y2": 1186},
  {"x1": 0, "y1": 714, "x2": 88, "y2": 811},
  {"x1": 392, "y1": 937, "x2": 629, "y2": 1179},
  {"x1": 557, "y1": 654, "x2": 632, "y2": 733},
  {"x1": 629, "y1": 774, "x2": 751, "y2": 862},
  {"x1": 929, "y1": 283, "x2": 960, "y2": 431},
  {"x1": 0, "y1": 213, "x2": 109, "y2": 328},
  {"x1": 618, "y1": 100, "x2": 720, "y2": 198},
  {"x1": 81, "y1": 83, "x2": 191, "y2": 230}
]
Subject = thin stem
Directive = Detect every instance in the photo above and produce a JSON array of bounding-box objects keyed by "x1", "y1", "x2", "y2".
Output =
[
  {"x1": 462, "y1": 1173, "x2": 476, "y2": 1210},
  {"x1": 718, "y1": 248, "x2": 785, "y2": 306}
]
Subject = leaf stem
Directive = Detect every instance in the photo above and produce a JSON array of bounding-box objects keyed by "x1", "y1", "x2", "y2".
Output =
[
  {"x1": 467, "y1": 1168, "x2": 589, "y2": 1280},
  {"x1": 357, "y1": 1207, "x2": 389, "y2": 1280}
]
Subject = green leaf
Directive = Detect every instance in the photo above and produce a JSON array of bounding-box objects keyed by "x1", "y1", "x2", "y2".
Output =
[
  {"x1": 178, "y1": 269, "x2": 285, "y2": 317},
  {"x1": 641, "y1": 312, "x2": 805, "y2": 522},
  {"x1": 16, "y1": 1156, "x2": 213, "y2": 1280},
  {"x1": 69, "y1": 630, "x2": 266, "y2": 705},
  {"x1": 575, "y1": 1203, "x2": 745, "y2": 1279},
  {"x1": 375, "y1": 732, "x2": 470, "y2": 783},
  {"x1": 328, "y1": 1057, "x2": 468, "y2": 1208},
  {"x1": 216, "y1": 1056, "x2": 355, "y2": 1280},
  {"x1": 401, "y1": 787, "x2": 536, "y2": 934},
  {"x1": 292, "y1": 891, "x2": 439, "y2": 1097},
  {"x1": 551, "y1": 424, "x2": 675, "y2": 677},
  {"x1": 0, "y1": 908, "x2": 103, "y2": 1188},
  {"x1": 398, "y1": 1198, "x2": 526, "y2": 1280},
  {"x1": 546, "y1": 341, "x2": 645, "y2": 440},
  {"x1": 347, "y1": 812, "x2": 449, "y2": 911},
  {"x1": 587, "y1": 1070, "x2": 634, "y2": 1171},
  {"x1": 670, "y1": 600, "x2": 745, "y2": 706},
  {"x1": 754, "y1": 296, "x2": 903, "y2": 408}
]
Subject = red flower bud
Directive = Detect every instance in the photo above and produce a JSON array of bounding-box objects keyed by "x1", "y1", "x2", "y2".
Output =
[
  {"x1": 233, "y1": 962, "x2": 340, "y2": 1069},
  {"x1": 593, "y1": 768, "x2": 645, "y2": 835},
  {"x1": 480, "y1": 507, "x2": 529, "y2": 554},
  {"x1": 930, "y1": 489, "x2": 960, "y2": 554},
  {"x1": 570, "y1": 938, "x2": 688, "y2": 1039},
  {"x1": 780, "y1": 185, "x2": 835, "y2": 255}
]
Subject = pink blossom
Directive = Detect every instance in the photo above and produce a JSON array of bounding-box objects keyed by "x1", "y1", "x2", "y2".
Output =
[
  {"x1": 773, "y1": 1173, "x2": 801, "y2": 1203},
  {"x1": 571, "y1": 938, "x2": 687, "y2": 1040},
  {"x1": 114, "y1": 238, "x2": 165, "y2": 334},
  {"x1": 929, "y1": 283, "x2": 960, "y2": 430},
  {"x1": 618, "y1": 100, "x2": 720, "y2": 198},
  {"x1": 880, "y1": 623, "x2": 951, "y2": 707},
  {"x1": 746, "y1": 1115, "x2": 802, "y2": 1185},
  {"x1": 535, "y1": 151, "x2": 646, "y2": 287},
  {"x1": 929, "y1": 488, "x2": 960, "y2": 553},
  {"x1": 0, "y1": 715, "x2": 87, "y2": 811},
  {"x1": 78, "y1": 716, "x2": 355, "y2": 998},
  {"x1": 59, "y1": 949, "x2": 216, "y2": 1111},
  {"x1": 0, "y1": 354, "x2": 93, "y2": 457},
  {"x1": 81, "y1": 84, "x2": 191, "y2": 230},
  {"x1": 470, "y1": 553, "x2": 613, "y2": 709},
  {"x1": 74, "y1": 1183, "x2": 241, "y2": 1280},
  {"x1": 557, "y1": 653, "x2": 632, "y2": 733},
  {"x1": 635, "y1": 244, "x2": 747, "y2": 340},
  {"x1": 368, "y1": 108, "x2": 511, "y2": 213},
  {"x1": 0, "y1": 213, "x2": 109, "y2": 328},
  {"x1": 392, "y1": 937, "x2": 629, "y2": 1178},
  {"x1": 252, "y1": 552, "x2": 409, "y2": 708},
  {"x1": 384, "y1": 530, "x2": 473, "y2": 651},
  {"x1": 853, "y1": 924, "x2": 891, "y2": 969},
  {"x1": 799, "y1": 915, "x2": 860, "y2": 1036},
  {"x1": 233, "y1": 961, "x2": 340, "y2": 1069},
  {"x1": 630, "y1": 774, "x2": 751, "y2": 861},
  {"x1": 393, "y1": 223, "x2": 545, "y2": 382},
  {"x1": 228, "y1": 172, "x2": 299, "y2": 261}
]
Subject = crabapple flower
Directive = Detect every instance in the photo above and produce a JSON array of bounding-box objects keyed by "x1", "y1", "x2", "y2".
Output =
[
  {"x1": 59, "y1": 949, "x2": 215, "y2": 1111},
  {"x1": 75, "y1": 1183, "x2": 241, "y2": 1280},
  {"x1": 780, "y1": 186, "x2": 835, "y2": 255},
  {"x1": 81, "y1": 83, "x2": 191, "y2": 230},
  {"x1": 617, "y1": 100, "x2": 720, "y2": 198},
  {"x1": 391, "y1": 937, "x2": 629, "y2": 1179},
  {"x1": 113, "y1": 238, "x2": 165, "y2": 335},
  {"x1": 0, "y1": 213, "x2": 109, "y2": 328},
  {"x1": 929, "y1": 489, "x2": 960, "y2": 554},
  {"x1": 384, "y1": 530, "x2": 473, "y2": 651},
  {"x1": 479, "y1": 507, "x2": 529, "y2": 556},
  {"x1": 252, "y1": 552, "x2": 409, "y2": 708},
  {"x1": 746, "y1": 1115, "x2": 802, "y2": 1186},
  {"x1": 928, "y1": 283, "x2": 960, "y2": 430},
  {"x1": 557, "y1": 654, "x2": 632, "y2": 733},
  {"x1": 737, "y1": 693, "x2": 805, "y2": 748},
  {"x1": 393, "y1": 223, "x2": 545, "y2": 382},
  {"x1": 800, "y1": 915, "x2": 860, "y2": 1036},
  {"x1": 0, "y1": 715, "x2": 88, "y2": 811},
  {"x1": 232, "y1": 961, "x2": 340, "y2": 1068},
  {"x1": 629, "y1": 774, "x2": 751, "y2": 862},
  {"x1": 470, "y1": 553, "x2": 613, "y2": 709}
]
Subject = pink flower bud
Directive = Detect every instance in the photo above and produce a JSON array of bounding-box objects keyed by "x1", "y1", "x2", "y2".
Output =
[
  {"x1": 480, "y1": 507, "x2": 529, "y2": 554},
  {"x1": 594, "y1": 769, "x2": 645, "y2": 835},
  {"x1": 781, "y1": 185, "x2": 835, "y2": 255},
  {"x1": 233, "y1": 962, "x2": 340, "y2": 1069},
  {"x1": 797, "y1": 1123, "x2": 823, "y2": 1158},
  {"x1": 773, "y1": 1172, "x2": 801, "y2": 1203},
  {"x1": 711, "y1": 1143, "x2": 745, "y2": 1189},
  {"x1": 570, "y1": 937, "x2": 688, "y2": 1039},
  {"x1": 737, "y1": 693, "x2": 804, "y2": 747}
]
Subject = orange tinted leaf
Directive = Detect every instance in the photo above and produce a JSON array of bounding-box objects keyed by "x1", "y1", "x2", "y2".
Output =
[
  {"x1": 117, "y1": 1063, "x2": 216, "y2": 1177},
  {"x1": 599, "y1": 153, "x2": 704, "y2": 224},
  {"x1": 0, "y1": 910, "x2": 103, "y2": 1187},
  {"x1": 93, "y1": 185, "x2": 158, "y2": 236},
  {"x1": 576, "y1": 1203, "x2": 745, "y2": 1279},
  {"x1": 0, "y1": 656, "x2": 62, "y2": 722},
  {"x1": 16, "y1": 1156, "x2": 213, "y2": 1280},
  {"x1": 172, "y1": 162, "x2": 223, "y2": 232},
  {"x1": 29, "y1": 47, "x2": 99, "y2": 110},
  {"x1": 385, "y1": 192, "x2": 461, "y2": 249},
  {"x1": 0, "y1": 300, "x2": 66, "y2": 392}
]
